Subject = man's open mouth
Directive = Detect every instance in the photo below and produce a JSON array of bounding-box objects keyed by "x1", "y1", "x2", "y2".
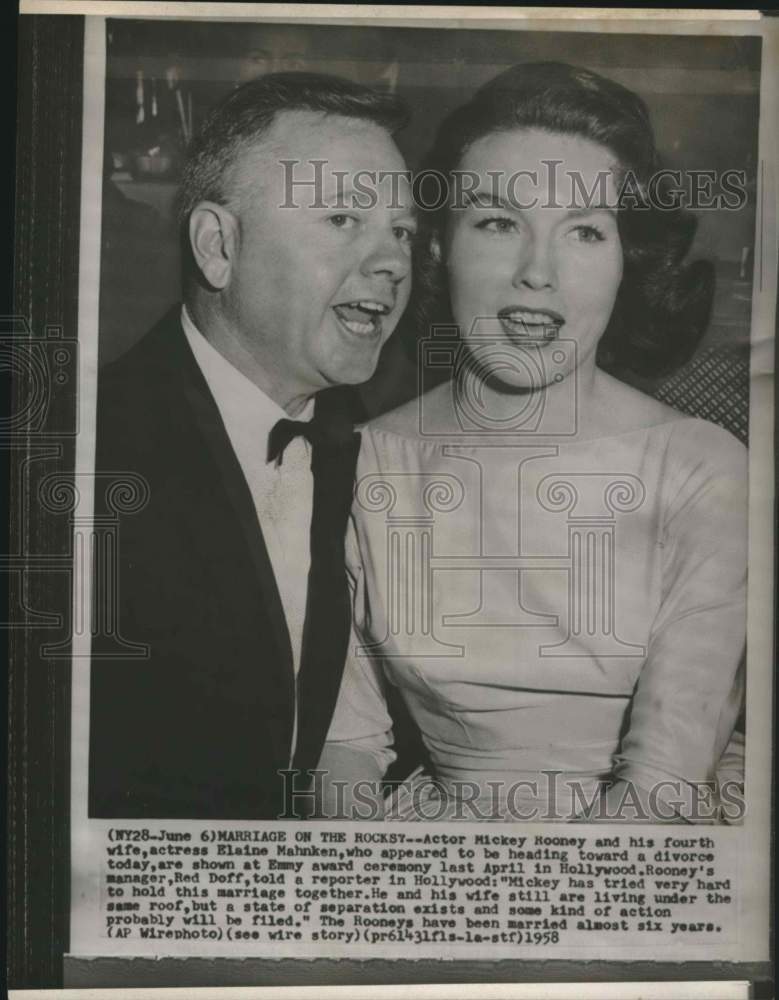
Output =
[
  {"x1": 498, "y1": 307, "x2": 564, "y2": 344},
  {"x1": 333, "y1": 300, "x2": 391, "y2": 337}
]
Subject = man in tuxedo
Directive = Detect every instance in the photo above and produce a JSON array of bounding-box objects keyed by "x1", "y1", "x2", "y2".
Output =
[{"x1": 89, "y1": 72, "x2": 415, "y2": 818}]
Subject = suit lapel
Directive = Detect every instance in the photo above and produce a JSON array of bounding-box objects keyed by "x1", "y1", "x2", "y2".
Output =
[
  {"x1": 148, "y1": 311, "x2": 296, "y2": 766},
  {"x1": 143, "y1": 313, "x2": 360, "y2": 777}
]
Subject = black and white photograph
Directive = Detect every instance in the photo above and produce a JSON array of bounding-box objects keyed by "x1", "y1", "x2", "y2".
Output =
[{"x1": 7, "y1": 4, "x2": 776, "y2": 996}]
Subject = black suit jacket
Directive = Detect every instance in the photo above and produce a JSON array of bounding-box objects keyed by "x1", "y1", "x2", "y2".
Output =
[{"x1": 89, "y1": 308, "x2": 354, "y2": 818}]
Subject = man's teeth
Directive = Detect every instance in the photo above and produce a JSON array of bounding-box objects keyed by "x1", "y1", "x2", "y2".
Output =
[
  {"x1": 333, "y1": 302, "x2": 385, "y2": 335},
  {"x1": 356, "y1": 300, "x2": 389, "y2": 314},
  {"x1": 341, "y1": 318, "x2": 375, "y2": 335},
  {"x1": 339, "y1": 300, "x2": 389, "y2": 315}
]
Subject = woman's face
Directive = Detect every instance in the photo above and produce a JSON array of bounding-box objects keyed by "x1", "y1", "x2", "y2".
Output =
[{"x1": 444, "y1": 127, "x2": 624, "y2": 391}]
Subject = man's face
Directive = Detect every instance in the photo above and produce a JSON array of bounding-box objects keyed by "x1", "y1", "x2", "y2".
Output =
[{"x1": 222, "y1": 110, "x2": 415, "y2": 403}]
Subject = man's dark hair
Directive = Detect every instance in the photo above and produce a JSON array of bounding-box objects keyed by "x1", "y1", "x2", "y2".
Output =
[
  {"x1": 177, "y1": 71, "x2": 409, "y2": 232},
  {"x1": 414, "y1": 61, "x2": 714, "y2": 378}
]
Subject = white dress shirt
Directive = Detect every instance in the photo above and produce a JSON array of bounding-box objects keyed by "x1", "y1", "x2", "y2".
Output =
[{"x1": 182, "y1": 305, "x2": 313, "y2": 765}]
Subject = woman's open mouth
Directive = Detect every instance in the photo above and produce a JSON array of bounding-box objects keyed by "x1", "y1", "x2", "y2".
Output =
[
  {"x1": 498, "y1": 306, "x2": 564, "y2": 344},
  {"x1": 332, "y1": 300, "x2": 391, "y2": 339}
]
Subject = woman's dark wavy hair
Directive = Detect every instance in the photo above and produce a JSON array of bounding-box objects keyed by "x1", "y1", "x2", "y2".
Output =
[{"x1": 413, "y1": 62, "x2": 714, "y2": 378}]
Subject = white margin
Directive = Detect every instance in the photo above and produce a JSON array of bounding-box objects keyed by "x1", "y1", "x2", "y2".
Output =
[
  {"x1": 16, "y1": 3, "x2": 765, "y2": 22},
  {"x1": 69, "y1": 11, "x2": 107, "y2": 935}
]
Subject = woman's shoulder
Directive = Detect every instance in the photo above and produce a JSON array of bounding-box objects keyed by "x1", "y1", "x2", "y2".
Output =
[
  {"x1": 664, "y1": 416, "x2": 747, "y2": 489},
  {"x1": 596, "y1": 372, "x2": 746, "y2": 467},
  {"x1": 593, "y1": 379, "x2": 747, "y2": 545},
  {"x1": 359, "y1": 373, "x2": 747, "y2": 477},
  {"x1": 593, "y1": 371, "x2": 683, "y2": 433}
]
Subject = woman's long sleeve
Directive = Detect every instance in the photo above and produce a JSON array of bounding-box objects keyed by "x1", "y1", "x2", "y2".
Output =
[
  {"x1": 613, "y1": 421, "x2": 747, "y2": 807},
  {"x1": 319, "y1": 521, "x2": 396, "y2": 776}
]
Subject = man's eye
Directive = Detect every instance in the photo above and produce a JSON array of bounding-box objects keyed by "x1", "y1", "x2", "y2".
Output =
[
  {"x1": 329, "y1": 214, "x2": 357, "y2": 229},
  {"x1": 475, "y1": 216, "x2": 517, "y2": 234},
  {"x1": 393, "y1": 225, "x2": 416, "y2": 245},
  {"x1": 571, "y1": 224, "x2": 605, "y2": 243}
]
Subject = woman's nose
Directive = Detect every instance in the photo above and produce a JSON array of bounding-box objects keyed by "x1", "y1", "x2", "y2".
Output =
[{"x1": 512, "y1": 237, "x2": 556, "y2": 291}]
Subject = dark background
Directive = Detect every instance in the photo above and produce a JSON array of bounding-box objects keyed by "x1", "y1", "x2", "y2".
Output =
[{"x1": 100, "y1": 21, "x2": 760, "y2": 435}]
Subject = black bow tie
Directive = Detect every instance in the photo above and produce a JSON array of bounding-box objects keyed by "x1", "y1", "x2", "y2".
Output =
[
  {"x1": 267, "y1": 403, "x2": 358, "y2": 466},
  {"x1": 267, "y1": 418, "x2": 315, "y2": 465}
]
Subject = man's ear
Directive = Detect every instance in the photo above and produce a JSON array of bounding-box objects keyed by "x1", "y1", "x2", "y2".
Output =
[
  {"x1": 189, "y1": 201, "x2": 239, "y2": 290},
  {"x1": 430, "y1": 234, "x2": 443, "y2": 263}
]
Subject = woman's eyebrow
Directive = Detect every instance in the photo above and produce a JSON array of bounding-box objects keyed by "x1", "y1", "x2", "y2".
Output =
[
  {"x1": 462, "y1": 192, "x2": 617, "y2": 213},
  {"x1": 461, "y1": 189, "x2": 513, "y2": 209},
  {"x1": 460, "y1": 192, "x2": 618, "y2": 216}
]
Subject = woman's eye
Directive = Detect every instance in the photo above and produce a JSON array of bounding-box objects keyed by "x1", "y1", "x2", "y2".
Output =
[
  {"x1": 476, "y1": 216, "x2": 517, "y2": 234},
  {"x1": 571, "y1": 224, "x2": 605, "y2": 243},
  {"x1": 329, "y1": 214, "x2": 357, "y2": 230}
]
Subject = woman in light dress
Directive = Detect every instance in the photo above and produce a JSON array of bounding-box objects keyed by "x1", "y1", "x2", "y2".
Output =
[{"x1": 318, "y1": 63, "x2": 746, "y2": 823}]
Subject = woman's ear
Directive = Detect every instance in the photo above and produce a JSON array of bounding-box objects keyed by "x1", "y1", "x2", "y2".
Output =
[
  {"x1": 188, "y1": 201, "x2": 239, "y2": 290},
  {"x1": 430, "y1": 234, "x2": 443, "y2": 263}
]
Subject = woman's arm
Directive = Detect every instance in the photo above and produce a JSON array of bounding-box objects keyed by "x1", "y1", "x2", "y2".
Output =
[
  {"x1": 316, "y1": 741, "x2": 387, "y2": 820},
  {"x1": 314, "y1": 633, "x2": 396, "y2": 820},
  {"x1": 314, "y1": 506, "x2": 397, "y2": 819},
  {"x1": 604, "y1": 422, "x2": 748, "y2": 824}
]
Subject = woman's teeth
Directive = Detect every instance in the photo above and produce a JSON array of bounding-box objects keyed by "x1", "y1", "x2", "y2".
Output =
[
  {"x1": 503, "y1": 310, "x2": 559, "y2": 325},
  {"x1": 499, "y1": 311, "x2": 562, "y2": 339}
]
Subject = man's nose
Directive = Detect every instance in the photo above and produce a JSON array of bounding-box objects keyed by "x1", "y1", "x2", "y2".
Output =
[
  {"x1": 360, "y1": 231, "x2": 411, "y2": 284},
  {"x1": 512, "y1": 236, "x2": 556, "y2": 291}
]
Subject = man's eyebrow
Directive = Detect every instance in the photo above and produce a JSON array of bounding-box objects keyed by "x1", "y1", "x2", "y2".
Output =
[
  {"x1": 318, "y1": 180, "x2": 378, "y2": 199},
  {"x1": 317, "y1": 182, "x2": 419, "y2": 217},
  {"x1": 393, "y1": 199, "x2": 419, "y2": 218}
]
